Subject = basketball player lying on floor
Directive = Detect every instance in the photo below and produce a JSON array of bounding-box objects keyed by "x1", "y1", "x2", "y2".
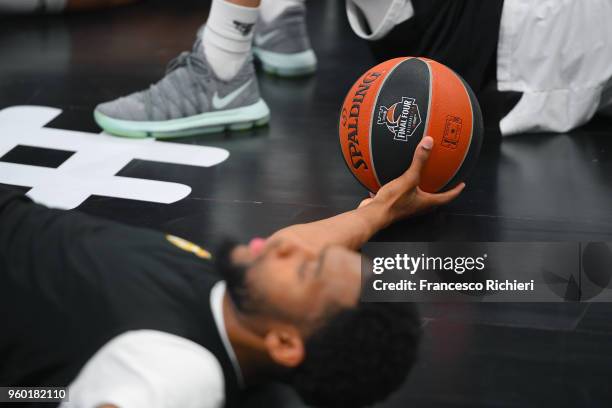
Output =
[{"x1": 0, "y1": 137, "x2": 464, "y2": 408}]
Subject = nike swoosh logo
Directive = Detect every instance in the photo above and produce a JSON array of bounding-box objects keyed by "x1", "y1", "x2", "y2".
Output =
[
  {"x1": 255, "y1": 30, "x2": 280, "y2": 46},
  {"x1": 212, "y1": 79, "x2": 253, "y2": 110}
]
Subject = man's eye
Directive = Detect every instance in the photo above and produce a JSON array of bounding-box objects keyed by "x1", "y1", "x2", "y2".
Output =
[
  {"x1": 298, "y1": 258, "x2": 321, "y2": 281},
  {"x1": 306, "y1": 260, "x2": 318, "y2": 278}
]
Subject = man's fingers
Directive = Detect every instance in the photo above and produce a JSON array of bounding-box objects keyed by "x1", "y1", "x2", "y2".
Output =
[
  {"x1": 358, "y1": 197, "x2": 374, "y2": 209},
  {"x1": 422, "y1": 182, "x2": 466, "y2": 206},
  {"x1": 404, "y1": 136, "x2": 434, "y2": 182}
]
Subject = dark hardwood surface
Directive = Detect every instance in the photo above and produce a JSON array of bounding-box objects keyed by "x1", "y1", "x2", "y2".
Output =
[{"x1": 2, "y1": 0, "x2": 612, "y2": 406}]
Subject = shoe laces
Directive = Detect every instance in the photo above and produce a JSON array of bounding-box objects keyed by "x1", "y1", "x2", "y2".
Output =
[
  {"x1": 144, "y1": 42, "x2": 212, "y2": 121},
  {"x1": 166, "y1": 50, "x2": 209, "y2": 76}
]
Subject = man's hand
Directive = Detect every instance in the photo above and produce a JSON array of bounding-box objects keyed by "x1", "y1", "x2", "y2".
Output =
[
  {"x1": 269, "y1": 136, "x2": 465, "y2": 251},
  {"x1": 358, "y1": 136, "x2": 465, "y2": 226}
]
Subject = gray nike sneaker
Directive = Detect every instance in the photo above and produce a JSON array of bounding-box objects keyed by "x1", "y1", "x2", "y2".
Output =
[
  {"x1": 253, "y1": 5, "x2": 317, "y2": 77},
  {"x1": 94, "y1": 40, "x2": 270, "y2": 138}
]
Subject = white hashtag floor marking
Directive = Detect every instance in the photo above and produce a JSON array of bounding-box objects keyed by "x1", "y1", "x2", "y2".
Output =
[{"x1": 0, "y1": 106, "x2": 230, "y2": 209}]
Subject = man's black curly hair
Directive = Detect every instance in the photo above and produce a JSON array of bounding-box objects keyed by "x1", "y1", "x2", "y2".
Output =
[{"x1": 289, "y1": 298, "x2": 421, "y2": 407}]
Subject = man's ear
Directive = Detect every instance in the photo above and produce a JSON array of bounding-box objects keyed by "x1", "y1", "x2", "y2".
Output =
[{"x1": 263, "y1": 326, "x2": 305, "y2": 368}]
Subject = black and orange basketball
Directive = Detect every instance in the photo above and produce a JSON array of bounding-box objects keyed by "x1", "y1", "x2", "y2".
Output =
[{"x1": 339, "y1": 57, "x2": 483, "y2": 193}]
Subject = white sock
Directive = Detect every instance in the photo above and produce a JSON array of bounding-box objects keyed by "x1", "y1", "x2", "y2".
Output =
[
  {"x1": 260, "y1": 0, "x2": 305, "y2": 24},
  {"x1": 202, "y1": 0, "x2": 259, "y2": 81}
]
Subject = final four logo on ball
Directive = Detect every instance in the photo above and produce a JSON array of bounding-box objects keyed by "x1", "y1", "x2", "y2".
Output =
[{"x1": 377, "y1": 97, "x2": 422, "y2": 142}]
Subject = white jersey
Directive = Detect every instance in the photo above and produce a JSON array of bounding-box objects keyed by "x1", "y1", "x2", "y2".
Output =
[
  {"x1": 60, "y1": 282, "x2": 240, "y2": 408},
  {"x1": 497, "y1": 0, "x2": 612, "y2": 135},
  {"x1": 346, "y1": 0, "x2": 612, "y2": 136}
]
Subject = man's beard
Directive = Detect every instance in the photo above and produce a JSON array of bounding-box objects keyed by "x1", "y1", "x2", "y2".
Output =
[{"x1": 214, "y1": 238, "x2": 259, "y2": 315}]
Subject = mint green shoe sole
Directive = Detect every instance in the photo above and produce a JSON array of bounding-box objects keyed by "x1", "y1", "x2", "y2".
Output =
[
  {"x1": 253, "y1": 47, "x2": 317, "y2": 77},
  {"x1": 94, "y1": 99, "x2": 270, "y2": 139}
]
